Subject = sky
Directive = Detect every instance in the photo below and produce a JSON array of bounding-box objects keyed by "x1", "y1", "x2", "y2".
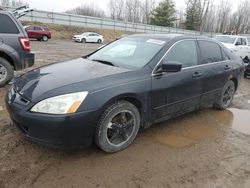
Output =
[{"x1": 24, "y1": 0, "x2": 238, "y2": 13}]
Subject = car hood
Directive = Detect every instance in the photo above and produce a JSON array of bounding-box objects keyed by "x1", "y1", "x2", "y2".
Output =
[
  {"x1": 14, "y1": 58, "x2": 130, "y2": 101},
  {"x1": 73, "y1": 35, "x2": 83, "y2": 38}
]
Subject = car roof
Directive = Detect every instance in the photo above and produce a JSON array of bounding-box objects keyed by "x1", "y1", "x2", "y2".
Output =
[{"x1": 129, "y1": 33, "x2": 210, "y2": 41}]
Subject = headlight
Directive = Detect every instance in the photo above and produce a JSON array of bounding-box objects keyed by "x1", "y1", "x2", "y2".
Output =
[{"x1": 31, "y1": 92, "x2": 88, "y2": 114}]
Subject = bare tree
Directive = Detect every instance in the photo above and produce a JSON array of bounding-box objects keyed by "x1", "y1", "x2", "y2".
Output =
[
  {"x1": 66, "y1": 3, "x2": 106, "y2": 18},
  {"x1": 141, "y1": 0, "x2": 155, "y2": 24},
  {"x1": 108, "y1": 0, "x2": 124, "y2": 21}
]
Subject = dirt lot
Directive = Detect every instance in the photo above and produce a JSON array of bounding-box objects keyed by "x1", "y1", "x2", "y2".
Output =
[{"x1": 0, "y1": 40, "x2": 250, "y2": 188}]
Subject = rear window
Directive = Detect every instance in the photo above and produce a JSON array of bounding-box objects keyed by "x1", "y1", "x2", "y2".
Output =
[
  {"x1": 198, "y1": 41, "x2": 223, "y2": 64},
  {"x1": 0, "y1": 14, "x2": 19, "y2": 34}
]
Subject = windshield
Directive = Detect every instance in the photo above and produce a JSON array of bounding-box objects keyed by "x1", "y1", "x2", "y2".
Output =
[
  {"x1": 87, "y1": 37, "x2": 165, "y2": 69},
  {"x1": 214, "y1": 36, "x2": 236, "y2": 44}
]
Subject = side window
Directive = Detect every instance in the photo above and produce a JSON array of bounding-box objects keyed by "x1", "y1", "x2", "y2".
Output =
[
  {"x1": 163, "y1": 40, "x2": 198, "y2": 68},
  {"x1": 236, "y1": 38, "x2": 242, "y2": 45},
  {"x1": 34, "y1": 27, "x2": 42, "y2": 30},
  {"x1": 26, "y1": 26, "x2": 34, "y2": 31},
  {"x1": 0, "y1": 14, "x2": 19, "y2": 34},
  {"x1": 242, "y1": 38, "x2": 247, "y2": 45},
  {"x1": 198, "y1": 41, "x2": 223, "y2": 64}
]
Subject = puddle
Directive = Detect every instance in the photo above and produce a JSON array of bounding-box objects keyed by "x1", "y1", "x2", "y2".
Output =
[
  {"x1": 229, "y1": 108, "x2": 250, "y2": 135},
  {"x1": 153, "y1": 111, "x2": 220, "y2": 148},
  {"x1": 153, "y1": 108, "x2": 250, "y2": 148},
  {"x1": 248, "y1": 100, "x2": 250, "y2": 104}
]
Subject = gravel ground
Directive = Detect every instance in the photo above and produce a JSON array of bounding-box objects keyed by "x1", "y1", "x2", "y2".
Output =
[{"x1": 0, "y1": 40, "x2": 250, "y2": 188}]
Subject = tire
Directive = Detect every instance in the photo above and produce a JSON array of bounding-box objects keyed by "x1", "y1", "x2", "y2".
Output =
[
  {"x1": 42, "y1": 35, "x2": 48, "y2": 42},
  {"x1": 95, "y1": 100, "x2": 141, "y2": 153},
  {"x1": 0, "y1": 57, "x2": 14, "y2": 87},
  {"x1": 214, "y1": 80, "x2": 235, "y2": 110},
  {"x1": 81, "y1": 38, "x2": 86, "y2": 43},
  {"x1": 97, "y1": 39, "x2": 102, "y2": 44}
]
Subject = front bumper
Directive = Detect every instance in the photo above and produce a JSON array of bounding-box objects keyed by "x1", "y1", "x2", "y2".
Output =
[
  {"x1": 5, "y1": 91, "x2": 99, "y2": 149},
  {"x1": 73, "y1": 38, "x2": 82, "y2": 42}
]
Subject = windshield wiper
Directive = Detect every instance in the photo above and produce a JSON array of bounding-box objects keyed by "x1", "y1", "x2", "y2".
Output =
[{"x1": 92, "y1": 59, "x2": 118, "y2": 67}]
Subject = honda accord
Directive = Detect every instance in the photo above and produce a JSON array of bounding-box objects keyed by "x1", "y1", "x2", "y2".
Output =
[{"x1": 6, "y1": 34, "x2": 245, "y2": 153}]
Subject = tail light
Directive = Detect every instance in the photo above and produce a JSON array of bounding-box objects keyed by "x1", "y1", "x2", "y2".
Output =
[{"x1": 19, "y1": 37, "x2": 30, "y2": 51}]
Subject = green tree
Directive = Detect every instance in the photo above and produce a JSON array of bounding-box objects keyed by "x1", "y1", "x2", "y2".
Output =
[
  {"x1": 185, "y1": 0, "x2": 200, "y2": 31},
  {"x1": 150, "y1": 0, "x2": 176, "y2": 27}
]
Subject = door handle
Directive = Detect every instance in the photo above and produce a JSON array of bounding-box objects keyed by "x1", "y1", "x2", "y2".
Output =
[
  {"x1": 224, "y1": 65, "x2": 232, "y2": 70},
  {"x1": 192, "y1": 72, "x2": 203, "y2": 78}
]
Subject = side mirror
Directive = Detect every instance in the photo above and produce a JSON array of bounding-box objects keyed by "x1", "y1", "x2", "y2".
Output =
[
  {"x1": 157, "y1": 61, "x2": 182, "y2": 73},
  {"x1": 235, "y1": 42, "x2": 241, "y2": 46}
]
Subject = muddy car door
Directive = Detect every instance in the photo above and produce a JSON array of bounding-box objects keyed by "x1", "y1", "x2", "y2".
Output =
[
  {"x1": 151, "y1": 39, "x2": 202, "y2": 122},
  {"x1": 197, "y1": 40, "x2": 231, "y2": 106}
]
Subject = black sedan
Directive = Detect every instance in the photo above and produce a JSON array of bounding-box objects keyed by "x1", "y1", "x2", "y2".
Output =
[{"x1": 6, "y1": 34, "x2": 245, "y2": 152}]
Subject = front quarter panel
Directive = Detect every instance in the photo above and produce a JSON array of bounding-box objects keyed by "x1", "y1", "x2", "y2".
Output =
[{"x1": 80, "y1": 74, "x2": 151, "y2": 112}]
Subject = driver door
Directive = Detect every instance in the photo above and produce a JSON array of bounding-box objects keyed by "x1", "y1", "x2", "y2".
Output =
[{"x1": 151, "y1": 40, "x2": 203, "y2": 122}]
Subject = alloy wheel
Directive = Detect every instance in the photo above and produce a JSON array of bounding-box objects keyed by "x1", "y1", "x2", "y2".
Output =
[{"x1": 106, "y1": 110, "x2": 136, "y2": 147}]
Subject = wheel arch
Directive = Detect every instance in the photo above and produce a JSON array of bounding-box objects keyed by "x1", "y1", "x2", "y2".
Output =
[
  {"x1": 0, "y1": 51, "x2": 15, "y2": 69},
  {"x1": 229, "y1": 77, "x2": 238, "y2": 91},
  {"x1": 99, "y1": 93, "x2": 148, "y2": 128}
]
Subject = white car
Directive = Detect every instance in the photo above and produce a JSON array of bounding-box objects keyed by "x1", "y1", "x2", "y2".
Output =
[
  {"x1": 214, "y1": 35, "x2": 250, "y2": 65},
  {"x1": 72, "y1": 32, "x2": 104, "y2": 43}
]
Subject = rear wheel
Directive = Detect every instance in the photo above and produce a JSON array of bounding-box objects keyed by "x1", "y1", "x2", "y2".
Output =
[
  {"x1": 97, "y1": 39, "x2": 102, "y2": 44},
  {"x1": 95, "y1": 101, "x2": 140, "y2": 153},
  {"x1": 214, "y1": 80, "x2": 235, "y2": 110},
  {"x1": 42, "y1": 35, "x2": 48, "y2": 42},
  {"x1": 0, "y1": 57, "x2": 14, "y2": 87}
]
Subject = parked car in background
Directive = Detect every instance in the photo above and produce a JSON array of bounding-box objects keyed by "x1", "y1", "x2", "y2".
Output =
[
  {"x1": 24, "y1": 25, "x2": 51, "y2": 41},
  {"x1": 0, "y1": 10, "x2": 34, "y2": 86},
  {"x1": 72, "y1": 32, "x2": 104, "y2": 43},
  {"x1": 6, "y1": 34, "x2": 244, "y2": 152},
  {"x1": 214, "y1": 35, "x2": 250, "y2": 62},
  {"x1": 215, "y1": 35, "x2": 250, "y2": 78}
]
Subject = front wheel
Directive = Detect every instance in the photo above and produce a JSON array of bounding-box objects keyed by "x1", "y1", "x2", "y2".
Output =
[
  {"x1": 95, "y1": 101, "x2": 141, "y2": 153},
  {"x1": 214, "y1": 80, "x2": 235, "y2": 110},
  {"x1": 81, "y1": 38, "x2": 86, "y2": 43}
]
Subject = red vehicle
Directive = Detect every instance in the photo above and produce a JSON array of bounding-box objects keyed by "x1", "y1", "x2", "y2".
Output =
[{"x1": 24, "y1": 25, "x2": 51, "y2": 41}]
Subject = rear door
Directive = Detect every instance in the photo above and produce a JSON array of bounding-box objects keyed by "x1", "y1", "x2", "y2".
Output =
[
  {"x1": 87, "y1": 33, "x2": 97, "y2": 42},
  {"x1": 151, "y1": 39, "x2": 203, "y2": 122},
  {"x1": 197, "y1": 40, "x2": 231, "y2": 106}
]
